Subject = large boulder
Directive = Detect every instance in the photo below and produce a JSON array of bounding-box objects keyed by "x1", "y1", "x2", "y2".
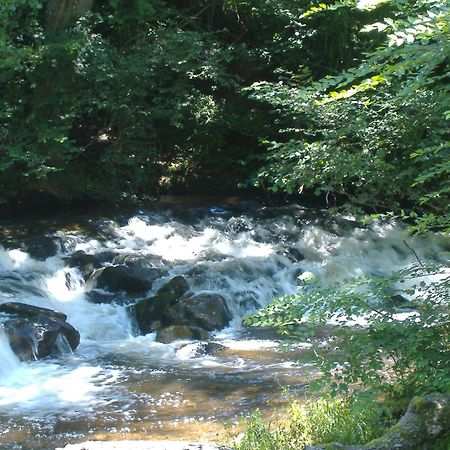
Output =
[
  {"x1": 0, "y1": 302, "x2": 67, "y2": 321},
  {"x1": 156, "y1": 276, "x2": 189, "y2": 298},
  {"x1": 131, "y1": 276, "x2": 189, "y2": 334},
  {"x1": 93, "y1": 265, "x2": 152, "y2": 294},
  {"x1": 155, "y1": 325, "x2": 209, "y2": 344},
  {"x1": 166, "y1": 293, "x2": 232, "y2": 331},
  {"x1": 0, "y1": 302, "x2": 80, "y2": 361}
]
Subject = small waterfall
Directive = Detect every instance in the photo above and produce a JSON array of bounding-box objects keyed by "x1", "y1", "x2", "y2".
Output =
[
  {"x1": 0, "y1": 201, "x2": 448, "y2": 450},
  {"x1": 0, "y1": 328, "x2": 21, "y2": 377}
]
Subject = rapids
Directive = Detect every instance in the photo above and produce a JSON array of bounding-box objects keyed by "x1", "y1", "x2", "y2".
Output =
[{"x1": 0, "y1": 199, "x2": 448, "y2": 449}]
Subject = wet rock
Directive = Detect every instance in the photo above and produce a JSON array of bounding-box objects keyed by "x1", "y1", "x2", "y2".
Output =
[
  {"x1": 177, "y1": 342, "x2": 227, "y2": 357},
  {"x1": 66, "y1": 250, "x2": 101, "y2": 279},
  {"x1": 131, "y1": 277, "x2": 189, "y2": 334},
  {"x1": 389, "y1": 294, "x2": 414, "y2": 309},
  {"x1": 0, "y1": 302, "x2": 67, "y2": 322},
  {"x1": 132, "y1": 293, "x2": 173, "y2": 333},
  {"x1": 157, "y1": 276, "x2": 189, "y2": 298},
  {"x1": 58, "y1": 321, "x2": 80, "y2": 350},
  {"x1": 155, "y1": 325, "x2": 210, "y2": 343},
  {"x1": 225, "y1": 216, "x2": 252, "y2": 234},
  {"x1": 94, "y1": 265, "x2": 152, "y2": 294},
  {"x1": 112, "y1": 253, "x2": 168, "y2": 270},
  {"x1": 166, "y1": 293, "x2": 231, "y2": 331},
  {"x1": 86, "y1": 290, "x2": 118, "y2": 304},
  {"x1": 0, "y1": 302, "x2": 80, "y2": 361},
  {"x1": 284, "y1": 247, "x2": 305, "y2": 262}
]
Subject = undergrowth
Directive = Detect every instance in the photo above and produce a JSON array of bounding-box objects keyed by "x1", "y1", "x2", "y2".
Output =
[{"x1": 229, "y1": 396, "x2": 391, "y2": 450}]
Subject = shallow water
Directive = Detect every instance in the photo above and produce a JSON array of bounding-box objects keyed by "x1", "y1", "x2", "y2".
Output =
[{"x1": 0, "y1": 198, "x2": 448, "y2": 449}]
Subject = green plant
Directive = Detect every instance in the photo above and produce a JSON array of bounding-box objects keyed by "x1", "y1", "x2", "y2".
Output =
[
  {"x1": 244, "y1": 263, "x2": 450, "y2": 399},
  {"x1": 231, "y1": 396, "x2": 390, "y2": 450},
  {"x1": 244, "y1": 0, "x2": 449, "y2": 232}
]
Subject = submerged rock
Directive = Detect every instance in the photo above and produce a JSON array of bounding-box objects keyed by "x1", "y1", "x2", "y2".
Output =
[
  {"x1": 155, "y1": 325, "x2": 209, "y2": 343},
  {"x1": 176, "y1": 342, "x2": 227, "y2": 357},
  {"x1": 0, "y1": 302, "x2": 80, "y2": 361}
]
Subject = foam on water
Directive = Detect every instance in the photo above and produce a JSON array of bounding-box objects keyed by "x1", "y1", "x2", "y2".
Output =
[
  {"x1": 0, "y1": 205, "x2": 448, "y2": 419},
  {"x1": 0, "y1": 330, "x2": 21, "y2": 378}
]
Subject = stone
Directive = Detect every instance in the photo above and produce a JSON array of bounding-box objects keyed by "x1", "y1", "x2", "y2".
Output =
[
  {"x1": 94, "y1": 265, "x2": 152, "y2": 294},
  {"x1": 156, "y1": 276, "x2": 189, "y2": 298},
  {"x1": 0, "y1": 302, "x2": 67, "y2": 322},
  {"x1": 131, "y1": 277, "x2": 190, "y2": 334},
  {"x1": 131, "y1": 291, "x2": 177, "y2": 334},
  {"x1": 177, "y1": 342, "x2": 227, "y2": 357},
  {"x1": 3, "y1": 315, "x2": 80, "y2": 361},
  {"x1": 155, "y1": 325, "x2": 210, "y2": 344},
  {"x1": 0, "y1": 302, "x2": 80, "y2": 361},
  {"x1": 86, "y1": 290, "x2": 118, "y2": 304},
  {"x1": 166, "y1": 293, "x2": 231, "y2": 331},
  {"x1": 305, "y1": 394, "x2": 450, "y2": 450},
  {"x1": 66, "y1": 250, "x2": 101, "y2": 280}
]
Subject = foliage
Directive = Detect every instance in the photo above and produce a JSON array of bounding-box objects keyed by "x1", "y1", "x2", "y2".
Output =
[
  {"x1": 244, "y1": 0, "x2": 449, "y2": 232},
  {"x1": 244, "y1": 263, "x2": 450, "y2": 398},
  {"x1": 230, "y1": 396, "x2": 390, "y2": 450},
  {"x1": 0, "y1": 0, "x2": 448, "y2": 229}
]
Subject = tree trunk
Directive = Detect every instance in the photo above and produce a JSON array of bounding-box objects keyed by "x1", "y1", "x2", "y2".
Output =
[
  {"x1": 305, "y1": 395, "x2": 450, "y2": 450},
  {"x1": 46, "y1": 0, "x2": 94, "y2": 31}
]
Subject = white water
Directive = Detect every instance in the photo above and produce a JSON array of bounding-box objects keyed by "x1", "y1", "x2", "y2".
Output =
[{"x1": 0, "y1": 203, "x2": 448, "y2": 448}]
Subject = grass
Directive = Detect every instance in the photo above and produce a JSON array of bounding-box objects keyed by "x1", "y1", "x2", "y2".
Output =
[{"x1": 228, "y1": 396, "x2": 391, "y2": 450}]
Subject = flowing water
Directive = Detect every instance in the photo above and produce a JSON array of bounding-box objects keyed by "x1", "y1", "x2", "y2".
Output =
[{"x1": 0, "y1": 198, "x2": 448, "y2": 449}]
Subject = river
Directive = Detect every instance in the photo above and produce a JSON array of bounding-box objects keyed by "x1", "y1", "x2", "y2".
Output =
[{"x1": 0, "y1": 198, "x2": 448, "y2": 449}]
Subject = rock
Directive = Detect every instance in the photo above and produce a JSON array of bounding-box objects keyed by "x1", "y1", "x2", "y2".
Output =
[
  {"x1": 157, "y1": 276, "x2": 189, "y2": 298},
  {"x1": 66, "y1": 250, "x2": 101, "y2": 279},
  {"x1": 3, "y1": 315, "x2": 80, "y2": 361},
  {"x1": 166, "y1": 293, "x2": 231, "y2": 331},
  {"x1": 131, "y1": 277, "x2": 189, "y2": 334},
  {"x1": 177, "y1": 342, "x2": 227, "y2": 357},
  {"x1": 225, "y1": 217, "x2": 252, "y2": 234},
  {"x1": 94, "y1": 265, "x2": 152, "y2": 294},
  {"x1": 305, "y1": 394, "x2": 450, "y2": 450},
  {"x1": 284, "y1": 247, "x2": 305, "y2": 262},
  {"x1": 155, "y1": 325, "x2": 210, "y2": 343},
  {"x1": 0, "y1": 302, "x2": 80, "y2": 361},
  {"x1": 86, "y1": 290, "x2": 118, "y2": 304},
  {"x1": 59, "y1": 320, "x2": 81, "y2": 350},
  {"x1": 112, "y1": 253, "x2": 169, "y2": 271},
  {"x1": 132, "y1": 292, "x2": 175, "y2": 334},
  {"x1": 0, "y1": 302, "x2": 67, "y2": 322}
]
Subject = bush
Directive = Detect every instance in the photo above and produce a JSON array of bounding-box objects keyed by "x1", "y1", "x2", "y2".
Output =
[{"x1": 244, "y1": 263, "x2": 450, "y2": 399}]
